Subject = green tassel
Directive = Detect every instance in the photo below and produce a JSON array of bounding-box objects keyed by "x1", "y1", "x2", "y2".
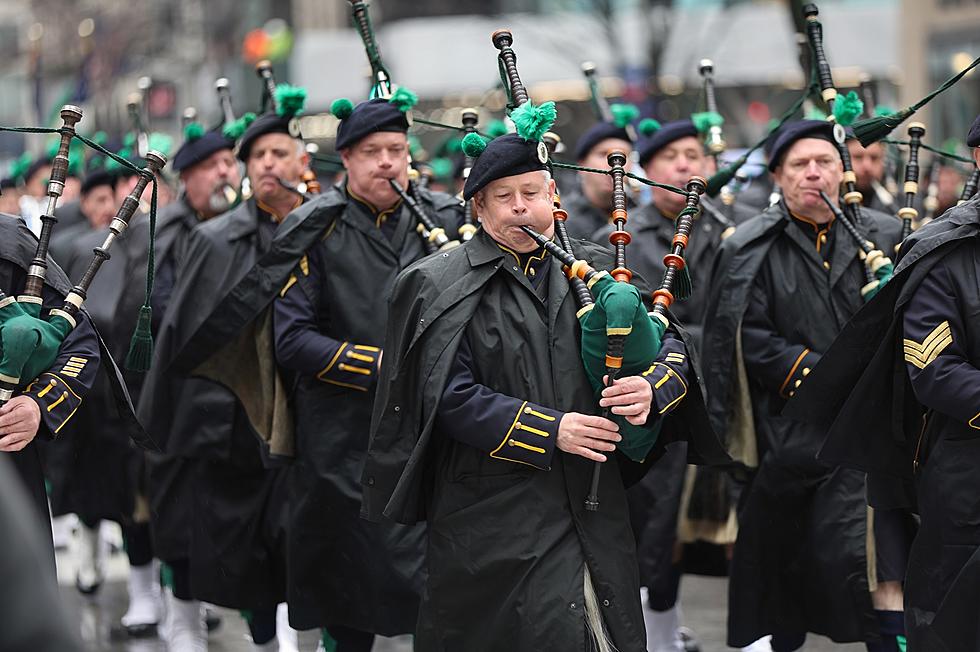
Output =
[
  {"x1": 274, "y1": 84, "x2": 307, "y2": 118},
  {"x1": 637, "y1": 118, "x2": 661, "y2": 137},
  {"x1": 610, "y1": 103, "x2": 640, "y2": 128},
  {"x1": 832, "y1": 91, "x2": 864, "y2": 127},
  {"x1": 852, "y1": 54, "x2": 980, "y2": 146},
  {"x1": 123, "y1": 132, "x2": 136, "y2": 148},
  {"x1": 222, "y1": 112, "x2": 257, "y2": 140},
  {"x1": 125, "y1": 305, "x2": 154, "y2": 372},
  {"x1": 461, "y1": 132, "x2": 488, "y2": 158},
  {"x1": 147, "y1": 132, "x2": 174, "y2": 157},
  {"x1": 183, "y1": 121, "x2": 206, "y2": 141},
  {"x1": 674, "y1": 266, "x2": 693, "y2": 301},
  {"x1": 873, "y1": 105, "x2": 895, "y2": 117},
  {"x1": 691, "y1": 111, "x2": 724, "y2": 133},
  {"x1": 486, "y1": 120, "x2": 509, "y2": 138},
  {"x1": 330, "y1": 98, "x2": 354, "y2": 121},
  {"x1": 92, "y1": 131, "x2": 108, "y2": 146},
  {"x1": 429, "y1": 157, "x2": 453, "y2": 179},
  {"x1": 510, "y1": 100, "x2": 557, "y2": 142},
  {"x1": 388, "y1": 86, "x2": 419, "y2": 113}
]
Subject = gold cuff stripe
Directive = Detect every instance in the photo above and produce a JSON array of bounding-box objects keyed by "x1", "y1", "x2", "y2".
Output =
[
  {"x1": 348, "y1": 352, "x2": 375, "y2": 363},
  {"x1": 650, "y1": 363, "x2": 689, "y2": 414},
  {"x1": 654, "y1": 368, "x2": 673, "y2": 389},
  {"x1": 516, "y1": 423, "x2": 550, "y2": 438},
  {"x1": 524, "y1": 407, "x2": 556, "y2": 421},
  {"x1": 338, "y1": 363, "x2": 371, "y2": 376},
  {"x1": 69, "y1": 357, "x2": 86, "y2": 364},
  {"x1": 903, "y1": 321, "x2": 952, "y2": 369},
  {"x1": 969, "y1": 412, "x2": 980, "y2": 430},
  {"x1": 47, "y1": 392, "x2": 67, "y2": 412},
  {"x1": 508, "y1": 439, "x2": 546, "y2": 454},
  {"x1": 354, "y1": 344, "x2": 381, "y2": 352},
  {"x1": 779, "y1": 348, "x2": 810, "y2": 397},
  {"x1": 317, "y1": 342, "x2": 349, "y2": 380},
  {"x1": 491, "y1": 401, "x2": 527, "y2": 459},
  {"x1": 37, "y1": 380, "x2": 56, "y2": 398},
  {"x1": 299, "y1": 254, "x2": 309, "y2": 276}
]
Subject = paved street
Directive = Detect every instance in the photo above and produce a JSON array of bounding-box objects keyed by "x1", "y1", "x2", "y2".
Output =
[{"x1": 56, "y1": 543, "x2": 861, "y2": 652}]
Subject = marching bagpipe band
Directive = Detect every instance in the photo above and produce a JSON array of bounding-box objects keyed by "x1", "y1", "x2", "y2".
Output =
[{"x1": 0, "y1": 105, "x2": 168, "y2": 404}]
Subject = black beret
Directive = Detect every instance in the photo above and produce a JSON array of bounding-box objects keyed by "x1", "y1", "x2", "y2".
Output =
[
  {"x1": 574, "y1": 122, "x2": 631, "y2": 161},
  {"x1": 0, "y1": 178, "x2": 17, "y2": 191},
  {"x1": 173, "y1": 130, "x2": 235, "y2": 172},
  {"x1": 80, "y1": 168, "x2": 116, "y2": 195},
  {"x1": 237, "y1": 113, "x2": 299, "y2": 162},
  {"x1": 767, "y1": 119, "x2": 837, "y2": 171},
  {"x1": 462, "y1": 133, "x2": 550, "y2": 201},
  {"x1": 968, "y1": 114, "x2": 980, "y2": 147},
  {"x1": 637, "y1": 120, "x2": 699, "y2": 166},
  {"x1": 334, "y1": 98, "x2": 410, "y2": 150}
]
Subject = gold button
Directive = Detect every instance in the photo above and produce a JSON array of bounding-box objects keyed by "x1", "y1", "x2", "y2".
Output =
[
  {"x1": 529, "y1": 268, "x2": 536, "y2": 276},
  {"x1": 823, "y1": 261, "x2": 831, "y2": 270},
  {"x1": 820, "y1": 234, "x2": 827, "y2": 244},
  {"x1": 508, "y1": 439, "x2": 517, "y2": 447},
  {"x1": 515, "y1": 422, "x2": 522, "y2": 429},
  {"x1": 788, "y1": 390, "x2": 795, "y2": 397},
  {"x1": 794, "y1": 379, "x2": 802, "y2": 388},
  {"x1": 523, "y1": 407, "x2": 532, "y2": 414},
  {"x1": 802, "y1": 368, "x2": 810, "y2": 376}
]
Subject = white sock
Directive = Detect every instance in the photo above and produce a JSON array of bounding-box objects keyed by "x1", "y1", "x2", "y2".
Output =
[
  {"x1": 276, "y1": 602, "x2": 299, "y2": 652},
  {"x1": 73, "y1": 523, "x2": 104, "y2": 591},
  {"x1": 641, "y1": 588, "x2": 683, "y2": 652},
  {"x1": 162, "y1": 589, "x2": 207, "y2": 652},
  {"x1": 295, "y1": 628, "x2": 323, "y2": 652},
  {"x1": 742, "y1": 635, "x2": 774, "y2": 652},
  {"x1": 121, "y1": 559, "x2": 162, "y2": 628}
]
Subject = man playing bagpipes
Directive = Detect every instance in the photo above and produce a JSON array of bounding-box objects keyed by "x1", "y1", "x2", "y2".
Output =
[
  {"x1": 360, "y1": 29, "x2": 729, "y2": 646},
  {"x1": 700, "y1": 118, "x2": 907, "y2": 651},
  {"x1": 137, "y1": 84, "x2": 314, "y2": 651},
  {"x1": 270, "y1": 88, "x2": 462, "y2": 649},
  {"x1": 785, "y1": 113, "x2": 980, "y2": 651}
]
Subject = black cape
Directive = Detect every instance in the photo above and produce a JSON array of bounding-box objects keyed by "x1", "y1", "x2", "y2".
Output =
[
  {"x1": 363, "y1": 228, "x2": 728, "y2": 651},
  {"x1": 700, "y1": 201, "x2": 902, "y2": 646},
  {"x1": 279, "y1": 185, "x2": 460, "y2": 633},
  {"x1": 786, "y1": 196, "x2": 980, "y2": 650}
]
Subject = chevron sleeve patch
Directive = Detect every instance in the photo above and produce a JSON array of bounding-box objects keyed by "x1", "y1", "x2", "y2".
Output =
[{"x1": 904, "y1": 320, "x2": 953, "y2": 369}]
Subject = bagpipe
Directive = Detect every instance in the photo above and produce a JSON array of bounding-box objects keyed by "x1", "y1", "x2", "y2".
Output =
[
  {"x1": 457, "y1": 108, "x2": 480, "y2": 242},
  {"x1": 347, "y1": 0, "x2": 461, "y2": 252},
  {"x1": 960, "y1": 169, "x2": 980, "y2": 206},
  {"x1": 490, "y1": 29, "x2": 706, "y2": 510},
  {"x1": 0, "y1": 106, "x2": 167, "y2": 405},
  {"x1": 695, "y1": 58, "x2": 738, "y2": 235}
]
